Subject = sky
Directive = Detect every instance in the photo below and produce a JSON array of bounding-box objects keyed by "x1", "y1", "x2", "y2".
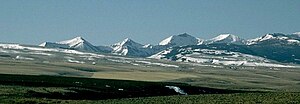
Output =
[{"x1": 0, "y1": 0, "x2": 299, "y2": 45}]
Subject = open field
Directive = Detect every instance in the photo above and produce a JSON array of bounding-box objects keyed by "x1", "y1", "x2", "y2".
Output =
[
  {"x1": 0, "y1": 74, "x2": 249, "y2": 103},
  {"x1": 0, "y1": 74, "x2": 299, "y2": 104},
  {"x1": 92, "y1": 72, "x2": 197, "y2": 81}
]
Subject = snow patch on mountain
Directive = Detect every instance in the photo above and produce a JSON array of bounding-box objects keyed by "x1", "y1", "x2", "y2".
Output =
[
  {"x1": 197, "y1": 38, "x2": 204, "y2": 45},
  {"x1": 67, "y1": 59, "x2": 85, "y2": 64},
  {"x1": 135, "y1": 60, "x2": 179, "y2": 68},
  {"x1": 16, "y1": 55, "x2": 34, "y2": 60},
  {"x1": 143, "y1": 44, "x2": 153, "y2": 48},
  {"x1": 148, "y1": 49, "x2": 172, "y2": 59},
  {"x1": 293, "y1": 32, "x2": 300, "y2": 35},
  {"x1": 287, "y1": 39, "x2": 300, "y2": 43}
]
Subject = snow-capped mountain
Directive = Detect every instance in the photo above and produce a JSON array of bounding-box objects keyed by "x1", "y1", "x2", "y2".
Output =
[
  {"x1": 159, "y1": 33, "x2": 201, "y2": 47},
  {"x1": 58, "y1": 37, "x2": 100, "y2": 52},
  {"x1": 112, "y1": 38, "x2": 144, "y2": 51},
  {"x1": 247, "y1": 33, "x2": 300, "y2": 45},
  {"x1": 204, "y1": 34, "x2": 246, "y2": 45},
  {"x1": 35, "y1": 32, "x2": 300, "y2": 64},
  {"x1": 40, "y1": 37, "x2": 103, "y2": 52},
  {"x1": 111, "y1": 38, "x2": 158, "y2": 57}
]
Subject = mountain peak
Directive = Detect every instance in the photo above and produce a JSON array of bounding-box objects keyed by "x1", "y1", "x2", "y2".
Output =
[
  {"x1": 205, "y1": 34, "x2": 245, "y2": 45},
  {"x1": 177, "y1": 33, "x2": 190, "y2": 37},
  {"x1": 111, "y1": 38, "x2": 151, "y2": 56},
  {"x1": 59, "y1": 36, "x2": 87, "y2": 45},
  {"x1": 74, "y1": 36, "x2": 85, "y2": 40},
  {"x1": 39, "y1": 42, "x2": 49, "y2": 47},
  {"x1": 212, "y1": 34, "x2": 236, "y2": 41},
  {"x1": 116, "y1": 38, "x2": 142, "y2": 47},
  {"x1": 123, "y1": 38, "x2": 133, "y2": 43},
  {"x1": 112, "y1": 38, "x2": 143, "y2": 50},
  {"x1": 159, "y1": 33, "x2": 199, "y2": 46}
]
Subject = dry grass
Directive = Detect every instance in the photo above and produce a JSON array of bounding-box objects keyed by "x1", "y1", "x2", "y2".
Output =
[{"x1": 92, "y1": 71, "x2": 197, "y2": 81}]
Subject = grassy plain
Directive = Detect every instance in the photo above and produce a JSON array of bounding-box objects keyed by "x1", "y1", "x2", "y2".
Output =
[
  {"x1": 92, "y1": 71, "x2": 197, "y2": 81},
  {"x1": 1, "y1": 53, "x2": 300, "y2": 103},
  {"x1": 0, "y1": 58, "x2": 300, "y2": 92}
]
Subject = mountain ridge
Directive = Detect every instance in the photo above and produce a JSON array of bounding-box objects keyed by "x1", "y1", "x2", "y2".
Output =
[
  {"x1": 204, "y1": 34, "x2": 246, "y2": 45},
  {"x1": 36, "y1": 32, "x2": 300, "y2": 64},
  {"x1": 40, "y1": 37, "x2": 104, "y2": 52}
]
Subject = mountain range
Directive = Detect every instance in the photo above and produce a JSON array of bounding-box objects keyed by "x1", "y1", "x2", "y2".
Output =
[{"x1": 39, "y1": 32, "x2": 300, "y2": 64}]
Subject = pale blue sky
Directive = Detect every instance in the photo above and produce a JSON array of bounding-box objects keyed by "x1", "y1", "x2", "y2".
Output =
[{"x1": 0, "y1": 0, "x2": 299, "y2": 45}]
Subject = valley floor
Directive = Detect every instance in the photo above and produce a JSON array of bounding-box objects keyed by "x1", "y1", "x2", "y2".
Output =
[{"x1": 0, "y1": 74, "x2": 299, "y2": 104}]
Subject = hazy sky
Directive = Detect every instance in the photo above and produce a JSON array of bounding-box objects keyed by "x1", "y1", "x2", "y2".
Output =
[{"x1": 0, "y1": 0, "x2": 299, "y2": 45}]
